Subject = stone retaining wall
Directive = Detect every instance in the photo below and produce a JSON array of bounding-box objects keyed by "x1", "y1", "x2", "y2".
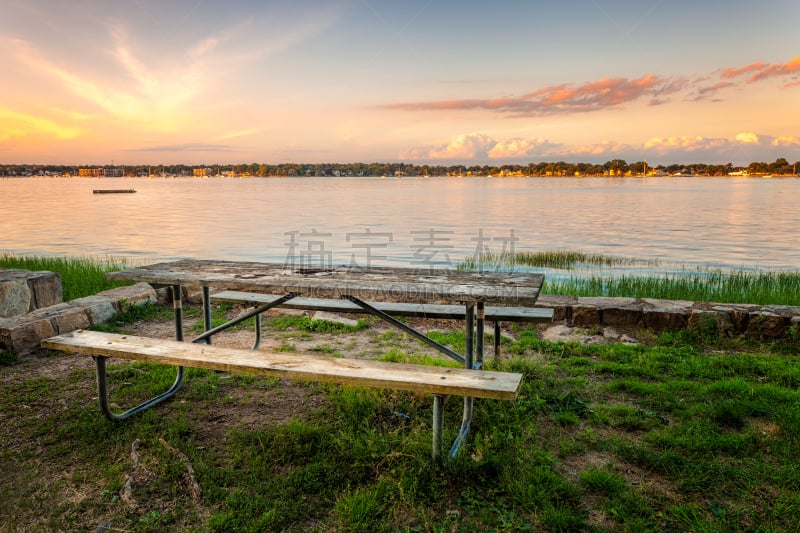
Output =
[
  {"x1": 0, "y1": 283, "x2": 156, "y2": 354},
  {"x1": 535, "y1": 295, "x2": 800, "y2": 339},
  {"x1": 0, "y1": 269, "x2": 62, "y2": 318}
]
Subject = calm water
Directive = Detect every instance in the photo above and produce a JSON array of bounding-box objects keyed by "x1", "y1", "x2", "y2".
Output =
[{"x1": 2, "y1": 176, "x2": 799, "y2": 276}]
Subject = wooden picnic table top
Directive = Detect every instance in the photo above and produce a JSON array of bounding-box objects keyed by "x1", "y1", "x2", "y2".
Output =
[{"x1": 107, "y1": 260, "x2": 544, "y2": 305}]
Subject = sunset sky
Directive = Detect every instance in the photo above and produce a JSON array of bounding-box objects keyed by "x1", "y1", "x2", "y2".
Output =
[{"x1": 1, "y1": 0, "x2": 799, "y2": 166}]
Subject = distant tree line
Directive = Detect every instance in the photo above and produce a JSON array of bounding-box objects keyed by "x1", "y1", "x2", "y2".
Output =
[{"x1": 1, "y1": 158, "x2": 796, "y2": 177}]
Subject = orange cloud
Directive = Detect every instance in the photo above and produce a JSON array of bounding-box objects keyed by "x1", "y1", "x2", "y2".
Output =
[
  {"x1": 384, "y1": 75, "x2": 674, "y2": 116},
  {"x1": 384, "y1": 55, "x2": 799, "y2": 117},
  {"x1": 721, "y1": 55, "x2": 800, "y2": 83}
]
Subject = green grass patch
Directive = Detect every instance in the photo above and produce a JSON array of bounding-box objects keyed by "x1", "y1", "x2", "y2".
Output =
[
  {"x1": 543, "y1": 269, "x2": 800, "y2": 305},
  {"x1": 0, "y1": 252, "x2": 134, "y2": 301},
  {"x1": 461, "y1": 249, "x2": 647, "y2": 270},
  {"x1": 267, "y1": 314, "x2": 368, "y2": 333},
  {"x1": 0, "y1": 349, "x2": 18, "y2": 366},
  {"x1": 89, "y1": 301, "x2": 172, "y2": 333}
]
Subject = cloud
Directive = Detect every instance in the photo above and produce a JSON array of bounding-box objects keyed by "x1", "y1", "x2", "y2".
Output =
[
  {"x1": 771, "y1": 136, "x2": 800, "y2": 147},
  {"x1": 401, "y1": 131, "x2": 800, "y2": 164},
  {"x1": 401, "y1": 133, "x2": 564, "y2": 161},
  {"x1": 385, "y1": 75, "x2": 675, "y2": 117},
  {"x1": 721, "y1": 55, "x2": 800, "y2": 84},
  {"x1": 562, "y1": 141, "x2": 634, "y2": 157},
  {"x1": 383, "y1": 55, "x2": 800, "y2": 117},
  {"x1": 401, "y1": 133, "x2": 496, "y2": 160},
  {"x1": 644, "y1": 136, "x2": 729, "y2": 153},
  {"x1": 487, "y1": 137, "x2": 552, "y2": 158},
  {"x1": 735, "y1": 132, "x2": 760, "y2": 144},
  {"x1": 5, "y1": 9, "x2": 339, "y2": 130},
  {"x1": 128, "y1": 143, "x2": 235, "y2": 152},
  {"x1": 0, "y1": 107, "x2": 82, "y2": 140}
]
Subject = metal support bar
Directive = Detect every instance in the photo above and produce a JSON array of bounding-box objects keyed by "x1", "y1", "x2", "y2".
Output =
[
  {"x1": 432, "y1": 394, "x2": 445, "y2": 461},
  {"x1": 253, "y1": 313, "x2": 263, "y2": 350},
  {"x1": 93, "y1": 284, "x2": 187, "y2": 421},
  {"x1": 202, "y1": 286, "x2": 212, "y2": 345},
  {"x1": 494, "y1": 322, "x2": 501, "y2": 356},
  {"x1": 449, "y1": 303, "x2": 476, "y2": 459},
  {"x1": 476, "y1": 302, "x2": 485, "y2": 368},
  {"x1": 94, "y1": 355, "x2": 185, "y2": 421},
  {"x1": 343, "y1": 296, "x2": 466, "y2": 365},
  {"x1": 173, "y1": 285, "x2": 184, "y2": 342},
  {"x1": 191, "y1": 293, "x2": 299, "y2": 345},
  {"x1": 92, "y1": 287, "x2": 299, "y2": 422}
]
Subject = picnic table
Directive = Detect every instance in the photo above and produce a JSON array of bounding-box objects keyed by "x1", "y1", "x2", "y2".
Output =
[{"x1": 50, "y1": 260, "x2": 545, "y2": 460}]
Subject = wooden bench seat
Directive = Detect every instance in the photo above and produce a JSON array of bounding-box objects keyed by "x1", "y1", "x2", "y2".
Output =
[
  {"x1": 43, "y1": 330, "x2": 522, "y2": 400},
  {"x1": 43, "y1": 330, "x2": 524, "y2": 461}
]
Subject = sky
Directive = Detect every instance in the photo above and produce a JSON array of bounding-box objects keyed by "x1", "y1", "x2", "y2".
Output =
[{"x1": 1, "y1": 0, "x2": 799, "y2": 166}]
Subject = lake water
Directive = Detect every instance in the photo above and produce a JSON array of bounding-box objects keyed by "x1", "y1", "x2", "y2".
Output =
[{"x1": 1, "y1": 176, "x2": 798, "y2": 277}]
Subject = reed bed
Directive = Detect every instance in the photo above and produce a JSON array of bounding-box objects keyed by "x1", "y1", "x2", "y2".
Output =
[
  {"x1": 543, "y1": 269, "x2": 800, "y2": 306},
  {"x1": 462, "y1": 249, "x2": 654, "y2": 270}
]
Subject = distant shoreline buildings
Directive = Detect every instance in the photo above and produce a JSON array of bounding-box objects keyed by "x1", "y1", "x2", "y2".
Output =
[{"x1": 1, "y1": 158, "x2": 797, "y2": 178}]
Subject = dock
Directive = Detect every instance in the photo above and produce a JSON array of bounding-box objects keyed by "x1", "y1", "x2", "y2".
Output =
[{"x1": 93, "y1": 189, "x2": 136, "y2": 194}]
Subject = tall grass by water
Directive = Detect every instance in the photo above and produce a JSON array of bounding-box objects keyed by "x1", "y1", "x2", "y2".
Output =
[
  {"x1": 465, "y1": 250, "x2": 800, "y2": 306},
  {"x1": 544, "y1": 269, "x2": 800, "y2": 306},
  {"x1": 0, "y1": 253, "x2": 132, "y2": 300}
]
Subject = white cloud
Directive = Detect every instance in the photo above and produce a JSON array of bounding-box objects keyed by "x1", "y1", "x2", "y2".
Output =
[
  {"x1": 402, "y1": 133, "x2": 496, "y2": 160},
  {"x1": 487, "y1": 137, "x2": 547, "y2": 158},
  {"x1": 400, "y1": 131, "x2": 800, "y2": 165},
  {"x1": 771, "y1": 135, "x2": 800, "y2": 147},
  {"x1": 735, "y1": 132, "x2": 760, "y2": 144}
]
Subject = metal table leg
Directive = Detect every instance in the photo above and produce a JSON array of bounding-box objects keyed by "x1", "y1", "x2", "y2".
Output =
[
  {"x1": 93, "y1": 284, "x2": 186, "y2": 421},
  {"x1": 432, "y1": 394, "x2": 445, "y2": 461},
  {"x1": 448, "y1": 303, "x2": 475, "y2": 459}
]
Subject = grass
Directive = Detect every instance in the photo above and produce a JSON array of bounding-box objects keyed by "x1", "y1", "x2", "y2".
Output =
[
  {"x1": 543, "y1": 269, "x2": 800, "y2": 306},
  {"x1": 2, "y1": 302, "x2": 800, "y2": 531},
  {"x1": 462, "y1": 249, "x2": 651, "y2": 270},
  {"x1": 457, "y1": 249, "x2": 800, "y2": 305},
  {"x1": 0, "y1": 253, "x2": 133, "y2": 301}
]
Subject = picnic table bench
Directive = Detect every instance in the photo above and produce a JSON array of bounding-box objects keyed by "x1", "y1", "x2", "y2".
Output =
[
  {"x1": 43, "y1": 329, "x2": 523, "y2": 460},
  {"x1": 43, "y1": 260, "x2": 547, "y2": 461},
  {"x1": 211, "y1": 290, "x2": 554, "y2": 353}
]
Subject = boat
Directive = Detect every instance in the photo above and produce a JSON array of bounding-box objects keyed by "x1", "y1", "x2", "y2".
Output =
[{"x1": 93, "y1": 189, "x2": 136, "y2": 194}]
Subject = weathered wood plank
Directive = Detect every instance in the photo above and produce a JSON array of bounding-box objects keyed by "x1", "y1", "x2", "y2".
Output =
[
  {"x1": 106, "y1": 260, "x2": 543, "y2": 305},
  {"x1": 211, "y1": 290, "x2": 554, "y2": 322},
  {"x1": 43, "y1": 330, "x2": 523, "y2": 400}
]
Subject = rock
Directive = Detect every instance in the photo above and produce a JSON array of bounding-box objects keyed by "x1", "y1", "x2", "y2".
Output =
[
  {"x1": 0, "y1": 279, "x2": 31, "y2": 318},
  {"x1": 746, "y1": 312, "x2": 786, "y2": 338},
  {"x1": 643, "y1": 308, "x2": 689, "y2": 331},
  {"x1": 571, "y1": 305, "x2": 600, "y2": 326},
  {"x1": 688, "y1": 309, "x2": 734, "y2": 334},
  {"x1": 27, "y1": 303, "x2": 90, "y2": 334},
  {"x1": 601, "y1": 305, "x2": 643, "y2": 328},
  {"x1": 535, "y1": 295, "x2": 576, "y2": 322},
  {"x1": 541, "y1": 325, "x2": 575, "y2": 342},
  {"x1": 97, "y1": 283, "x2": 157, "y2": 310},
  {"x1": 0, "y1": 316, "x2": 57, "y2": 354},
  {"x1": 312, "y1": 311, "x2": 359, "y2": 327},
  {"x1": 26, "y1": 271, "x2": 62, "y2": 309},
  {"x1": 71, "y1": 295, "x2": 118, "y2": 325}
]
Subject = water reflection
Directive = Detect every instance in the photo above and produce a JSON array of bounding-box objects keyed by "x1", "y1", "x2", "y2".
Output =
[{"x1": 1, "y1": 176, "x2": 799, "y2": 275}]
